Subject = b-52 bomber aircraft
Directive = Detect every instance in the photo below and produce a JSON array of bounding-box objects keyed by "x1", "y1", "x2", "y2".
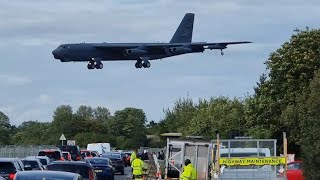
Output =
[{"x1": 52, "y1": 13, "x2": 252, "y2": 70}]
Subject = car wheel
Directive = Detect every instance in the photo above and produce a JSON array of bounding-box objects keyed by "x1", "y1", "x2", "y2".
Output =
[{"x1": 121, "y1": 170, "x2": 124, "y2": 175}]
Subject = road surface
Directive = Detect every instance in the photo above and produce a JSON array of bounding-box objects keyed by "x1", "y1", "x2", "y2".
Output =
[{"x1": 115, "y1": 167, "x2": 132, "y2": 180}]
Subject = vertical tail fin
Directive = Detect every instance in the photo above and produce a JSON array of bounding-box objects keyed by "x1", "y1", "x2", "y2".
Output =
[{"x1": 169, "y1": 13, "x2": 194, "y2": 43}]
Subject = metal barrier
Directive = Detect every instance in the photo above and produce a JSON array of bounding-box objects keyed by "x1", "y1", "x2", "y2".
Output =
[
  {"x1": 211, "y1": 138, "x2": 287, "y2": 180},
  {"x1": 0, "y1": 145, "x2": 57, "y2": 158}
]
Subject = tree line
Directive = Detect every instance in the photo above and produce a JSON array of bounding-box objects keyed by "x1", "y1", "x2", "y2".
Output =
[{"x1": 1, "y1": 28, "x2": 320, "y2": 178}]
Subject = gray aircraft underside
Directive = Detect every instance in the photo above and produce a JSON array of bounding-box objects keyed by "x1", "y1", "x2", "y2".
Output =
[{"x1": 52, "y1": 13, "x2": 252, "y2": 70}]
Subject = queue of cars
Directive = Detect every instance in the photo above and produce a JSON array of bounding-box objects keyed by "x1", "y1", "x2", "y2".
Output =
[{"x1": 0, "y1": 145, "x2": 125, "y2": 180}]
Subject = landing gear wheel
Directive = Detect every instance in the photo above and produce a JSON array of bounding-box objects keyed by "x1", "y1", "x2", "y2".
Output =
[
  {"x1": 146, "y1": 61, "x2": 151, "y2": 68},
  {"x1": 221, "y1": 50, "x2": 224, "y2": 56},
  {"x1": 135, "y1": 62, "x2": 142, "y2": 68},
  {"x1": 87, "y1": 63, "x2": 95, "y2": 69},
  {"x1": 142, "y1": 62, "x2": 151, "y2": 68},
  {"x1": 95, "y1": 63, "x2": 103, "y2": 69}
]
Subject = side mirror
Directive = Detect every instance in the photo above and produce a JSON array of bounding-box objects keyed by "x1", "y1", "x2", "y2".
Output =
[{"x1": 24, "y1": 165, "x2": 33, "y2": 171}]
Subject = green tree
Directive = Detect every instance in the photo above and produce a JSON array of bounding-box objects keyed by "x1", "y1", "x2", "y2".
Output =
[
  {"x1": 0, "y1": 111, "x2": 10, "y2": 128},
  {"x1": 76, "y1": 105, "x2": 93, "y2": 120},
  {"x1": 110, "y1": 107, "x2": 147, "y2": 149},
  {"x1": 290, "y1": 71, "x2": 320, "y2": 179},
  {"x1": 187, "y1": 97, "x2": 245, "y2": 139},
  {"x1": 161, "y1": 97, "x2": 197, "y2": 133},
  {"x1": 93, "y1": 106, "x2": 111, "y2": 123},
  {"x1": 49, "y1": 105, "x2": 74, "y2": 143},
  {"x1": 246, "y1": 28, "x2": 320, "y2": 154},
  {"x1": 13, "y1": 121, "x2": 51, "y2": 145},
  {"x1": 0, "y1": 111, "x2": 11, "y2": 144}
]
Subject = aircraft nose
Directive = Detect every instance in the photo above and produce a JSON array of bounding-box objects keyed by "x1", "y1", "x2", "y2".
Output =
[{"x1": 52, "y1": 48, "x2": 60, "y2": 59}]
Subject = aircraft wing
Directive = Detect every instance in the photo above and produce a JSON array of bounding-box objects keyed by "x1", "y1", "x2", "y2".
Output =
[
  {"x1": 188, "y1": 41, "x2": 252, "y2": 50},
  {"x1": 93, "y1": 41, "x2": 252, "y2": 52}
]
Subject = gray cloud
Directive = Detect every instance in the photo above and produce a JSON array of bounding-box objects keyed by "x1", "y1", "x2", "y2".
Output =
[{"x1": 0, "y1": 74, "x2": 32, "y2": 86}]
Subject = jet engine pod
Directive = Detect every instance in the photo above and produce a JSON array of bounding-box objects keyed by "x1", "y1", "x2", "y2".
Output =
[
  {"x1": 123, "y1": 48, "x2": 147, "y2": 56},
  {"x1": 169, "y1": 46, "x2": 193, "y2": 54}
]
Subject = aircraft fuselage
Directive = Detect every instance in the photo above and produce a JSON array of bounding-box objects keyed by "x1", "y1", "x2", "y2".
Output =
[{"x1": 52, "y1": 42, "x2": 204, "y2": 62}]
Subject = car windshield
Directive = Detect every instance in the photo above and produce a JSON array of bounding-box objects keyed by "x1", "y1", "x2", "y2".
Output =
[
  {"x1": 22, "y1": 160, "x2": 39, "y2": 168},
  {"x1": 38, "y1": 151, "x2": 61, "y2": 160},
  {"x1": 38, "y1": 159, "x2": 47, "y2": 165},
  {"x1": 47, "y1": 164, "x2": 89, "y2": 178},
  {"x1": 58, "y1": 146, "x2": 79, "y2": 154},
  {"x1": 87, "y1": 158, "x2": 109, "y2": 165},
  {"x1": 288, "y1": 162, "x2": 302, "y2": 170},
  {"x1": 0, "y1": 162, "x2": 16, "y2": 174}
]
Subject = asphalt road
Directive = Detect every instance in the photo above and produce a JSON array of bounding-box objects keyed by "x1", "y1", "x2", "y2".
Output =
[{"x1": 115, "y1": 167, "x2": 132, "y2": 180}]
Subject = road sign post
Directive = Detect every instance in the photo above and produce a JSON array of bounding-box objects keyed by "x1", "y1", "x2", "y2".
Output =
[{"x1": 59, "y1": 134, "x2": 66, "y2": 146}]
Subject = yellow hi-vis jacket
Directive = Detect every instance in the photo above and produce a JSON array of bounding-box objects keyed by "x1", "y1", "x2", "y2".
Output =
[
  {"x1": 180, "y1": 164, "x2": 197, "y2": 180},
  {"x1": 130, "y1": 151, "x2": 137, "y2": 163},
  {"x1": 131, "y1": 158, "x2": 145, "y2": 176}
]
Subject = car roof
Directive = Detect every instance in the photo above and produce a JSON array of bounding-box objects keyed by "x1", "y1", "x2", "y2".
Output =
[
  {"x1": 85, "y1": 157, "x2": 109, "y2": 160},
  {"x1": 50, "y1": 161, "x2": 92, "y2": 166},
  {"x1": 27, "y1": 156, "x2": 50, "y2": 159},
  {"x1": 15, "y1": 170, "x2": 80, "y2": 178},
  {"x1": 104, "y1": 152, "x2": 121, "y2": 154},
  {"x1": 39, "y1": 148, "x2": 61, "y2": 152},
  {"x1": 0, "y1": 158, "x2": 21, "y2": 162},
  {"x1": 288, "y1": 160, "x2": 302, "y2": 164},
  {"x1": 21, "y1": 157, "x2": 40, "y2": 161}
]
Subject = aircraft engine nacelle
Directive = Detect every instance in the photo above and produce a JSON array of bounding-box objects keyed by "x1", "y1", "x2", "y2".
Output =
[
  {"x1": 169, "y1": 47, "x2": 193, "y2": 54},
  {"x1": 123, "y1": 48, "x2": 147, "y2": 56}
]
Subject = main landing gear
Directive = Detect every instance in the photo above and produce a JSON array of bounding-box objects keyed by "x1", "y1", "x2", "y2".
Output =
[
  {"x1": 87, "y1": 60, "x2": 103, "y2": 70},
  {"x1": 135, "y1": 57, "x2": 151, "y2": 69}
]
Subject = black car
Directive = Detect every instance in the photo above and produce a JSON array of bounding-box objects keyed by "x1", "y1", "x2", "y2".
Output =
[
  {"x1": 13, "y1": 170, "x2": 83, "y2": 180},
  {"x1": 85, "y1": 157, "x2": 114, "y2": 180},
  {"x1": 47, "y1": 161, "x2": 97, "y2": 180},
  {"x1": 21, "y1": 158, "x2": 44, "y2": 170},
  {"x1": 57, "y1": 145, "x2": 82, "y2": 161},
  {"x1": 101, "y1": 153, "x2": 125, "y2": 175},
  {"x1": 0, "y1": 158, "x2": 29, "y2": 180}
]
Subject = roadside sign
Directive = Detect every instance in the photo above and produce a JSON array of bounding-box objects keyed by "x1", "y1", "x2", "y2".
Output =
[
  {"x1": 67, "y1": 140, "x2": 76, "y2": 145},
  {"x1": 59, "y1": 134, "x2": 66, "y2": 141},
  {"x1": 219, "y1": 157, "x2": 286, "y2": 166},
  {"x1": 59, "y1": 134, "x2": 66, "y2": 146}
]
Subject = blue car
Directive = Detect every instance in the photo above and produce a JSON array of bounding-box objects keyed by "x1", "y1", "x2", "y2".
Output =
[{"x1": 85, "y1": 157, "x2": 114, "y2": 180}]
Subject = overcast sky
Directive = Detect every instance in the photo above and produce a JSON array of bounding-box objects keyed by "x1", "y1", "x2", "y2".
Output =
[{"x1": 0, "y1": 0, "x2": 319, "y2": 125}]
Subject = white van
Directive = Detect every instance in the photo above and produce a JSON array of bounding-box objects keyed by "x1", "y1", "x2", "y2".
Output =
[
  {"x1": 220, "y1": 148, "x2": 271, "y2": 158},
  {"x1": 87, "y1": 143, "x2": 111, "y2": 155}
]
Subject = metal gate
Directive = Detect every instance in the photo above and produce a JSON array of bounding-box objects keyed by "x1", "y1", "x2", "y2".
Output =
[
  {"x1": 165, "y1": 138, "x2": 211, "y2": 180},
  {"x1": 211, "y1": 138, "x2": 287, "y2": 180}
]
